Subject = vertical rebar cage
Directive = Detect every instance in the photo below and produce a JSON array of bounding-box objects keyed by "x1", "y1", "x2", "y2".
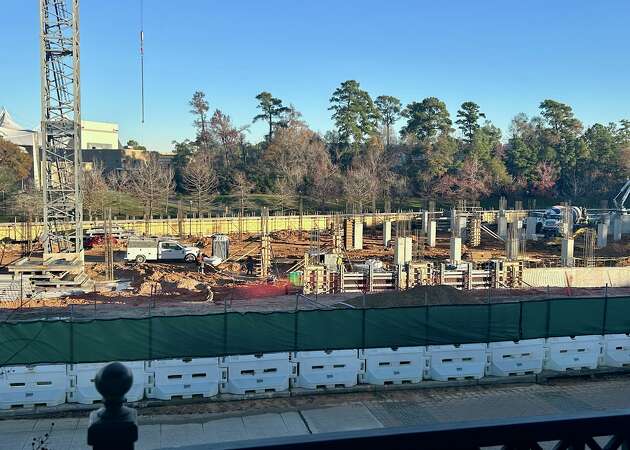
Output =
[{"x1": 40, "y1": 0, "x2": 83, "y2": 254}]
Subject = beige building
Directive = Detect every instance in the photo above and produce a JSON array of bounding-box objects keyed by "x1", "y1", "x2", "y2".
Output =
[
  {"x1": 0, "y1": 108, "x2": 151, "y2": 182},
  {"x1": 81, "y1": 120, "x2": 120, "y2": 149},
  {"x1": 83, "y1": 148, "x2": 150, "y2": 172}
]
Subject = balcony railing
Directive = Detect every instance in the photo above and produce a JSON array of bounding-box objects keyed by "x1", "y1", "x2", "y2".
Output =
[{"x1": 179, "y1": 410, "x2": 630, "y2": 450}]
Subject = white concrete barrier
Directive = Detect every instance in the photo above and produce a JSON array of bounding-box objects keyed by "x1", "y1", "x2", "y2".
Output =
[
  {"x1": 601, "y1": 334, "x2": 630, "y2": 368},
  {"x1": 486, "y1": 339, "x2": 545, "y2": 377},
  {"x1": 359, "y1": 347, "x2": 424, "y2": 385},
  {"x1": 544, "y1": 336, "x2": 601, "y2": 371},
  {"x1": 67, "y1": 361, "x2": 145, "y2": 404},
  {"x1": 146, "y1": 358, "x2": 223, "y2": 400},
  {"x1": 220, "y1": 353, "x2": 294, "y2": 395},
  {"x1": 291, "y1": 350, "x2": 364, "y2": 389},
  {"x1": 523, "y1": 267, "x2": 630, "y2": 288},
  {"x1": 0, "y1": 364, "x2": 67, "y2": 410},
  {"x1": 426, "y1": 344, "x2": 487, "y2": 381},
  {"x1": 6, "y1": 332, "x2": 630, "y2": 411}
]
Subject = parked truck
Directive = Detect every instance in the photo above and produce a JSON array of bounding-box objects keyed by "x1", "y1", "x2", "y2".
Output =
[{"x1": 125, "y1": 237, "x2": 200, "y2": 263}]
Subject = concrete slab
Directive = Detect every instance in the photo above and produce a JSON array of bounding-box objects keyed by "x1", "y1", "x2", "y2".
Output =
[
  {"x1": 280, "y1": 412, "x2": 310, "y2": 435},
  {"x1": 69, "y1": 430, "x2": 91, "y2": 450},
  {"x1": 243, "y1": 413, "x2": 285, "y2": 440},
  {"x1": 136, "y1": 424, "x2": 161, "y2": 450},
  {"x1": 242, "y1": 412, "x2": 308, "y2": 440},
  {"x1": 28, "y1": 428, "x2": 76, "y2": 450},
  {"x1": 201, "y1": 417, "x2": 247, "y2": 444},
  {"x1": 77, "y1": 417, "x2": 89, "y2": 428},
  {"x1": 0, "y1": 419, "x2": 35, "y2": 433},
  {"x1": 0, "y1": 431, "x2": 29, "y2": 450},
  {"x1": 33, "y1": 417, "x2": 79, "y2": 431},
  {"x1": 301, "y1": 404, "x2": 383, "y2": 434},
  {"x1": 160, "y1": 423, "x2": 206, "y2": 448}
]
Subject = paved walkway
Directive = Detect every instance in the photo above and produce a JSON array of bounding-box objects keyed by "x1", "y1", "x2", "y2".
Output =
[{"x1": 2, "y1": 377, "x2": 630, "y2": 449}]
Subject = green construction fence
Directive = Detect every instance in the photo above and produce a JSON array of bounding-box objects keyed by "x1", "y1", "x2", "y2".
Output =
[{"x1": 1, "y1": 295, "x2": 630, "y2": 366}]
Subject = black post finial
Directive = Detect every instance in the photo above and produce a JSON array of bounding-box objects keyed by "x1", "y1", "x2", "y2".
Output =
[{"x1": 87, "y1": 362, "x2": 138, "y2": 450}]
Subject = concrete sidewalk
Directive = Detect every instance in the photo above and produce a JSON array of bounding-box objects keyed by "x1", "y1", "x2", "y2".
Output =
[{"x1": 2, "y1": 376, "x2": 630, "y2": 450}]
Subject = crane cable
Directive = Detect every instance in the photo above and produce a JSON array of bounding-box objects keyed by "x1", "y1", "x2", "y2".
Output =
[{"x1": 140, "y1": 0, "x2": 145, "y2": 125}]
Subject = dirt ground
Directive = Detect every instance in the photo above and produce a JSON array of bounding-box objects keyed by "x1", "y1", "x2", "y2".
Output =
[
  {"x1": 1, "y1": 226, "x2": 629, "y2": 321},
  {"x1": 1, "y1": 285, "x2": 629, "y2": 322}
]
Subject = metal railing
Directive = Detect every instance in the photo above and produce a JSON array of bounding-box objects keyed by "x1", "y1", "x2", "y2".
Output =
[{"x1": 157, "y1": 410, "x2": 630, "y2": 450}]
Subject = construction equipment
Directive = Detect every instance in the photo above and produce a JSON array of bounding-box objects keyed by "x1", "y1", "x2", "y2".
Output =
[
  {"x1": 8, "y1": 1, "x2": 89, "y2": 290},
  {"x1": 40, "y1": 0, "x2": 83, "y2": 256},
  {"x1": 541, "y1": 205, "x2": 587, "y2": 237},
  {"x1": 612, "y1": 179, "x2": 630, "y2": 213}
]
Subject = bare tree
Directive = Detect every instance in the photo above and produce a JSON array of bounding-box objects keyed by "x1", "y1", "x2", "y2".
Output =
[
  {"x1": 0, "y1": 171, "x2": 15, "y2": 211},
  {"x1": 182, "y1": 151, "x2": 219, "y2": 216},
  {"x1": 344, "y1": 165, "x2": 376, "y2": 213},
  {"x1": 263, "y1": 115, "x2": 333, "y2": 209},
  {"x1": 126, "y1": 154, "x2": 174, "y2": 224},
  {"x1": 532, "y1": 161, "x2": 558, "y2": 196},
  {"x1": 342, "y1": 137, "x2": 390, "y2": 211},
  {"x1": 275, "y1": 177, "x2": 300, "y2": 212},
  {"x1": 313, "y1": 165, "x2": 342, "y2": 208},
  {"x1": 231, "y1": 171, "x2": 254, "y2": 214},
  {"x1": 11, "y1": 186, "x2": 43, "y2": 222},
  {"x1": 209, "y1": 110, "x2": 248, "y2": 169},
  {"x1": 433, "y1": 157, "x2": 491, "y2": 200},
  {"x1": 83, "y1": 164, "x2": 110, "y2": 220},
  {"x1": 106, "y1": 170, "x2": 126, "y2": 216}
]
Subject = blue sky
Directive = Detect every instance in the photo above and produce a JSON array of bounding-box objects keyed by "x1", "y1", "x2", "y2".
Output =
[{"x1": 2, "y1": 1, "x2": 630, "y2": 151}]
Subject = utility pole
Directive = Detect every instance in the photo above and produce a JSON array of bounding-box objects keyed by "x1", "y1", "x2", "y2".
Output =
[
  {"x1": 189, "y1": 200, "x2": 193, "y2": 236},
  {"x1": 104, "y1": 208, "x2": 114, "y2": 281},
  {"x1": 40, "y1": 0, "x2": 83, "y2": 257}
]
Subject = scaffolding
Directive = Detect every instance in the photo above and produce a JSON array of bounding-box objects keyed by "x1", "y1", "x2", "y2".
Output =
[
  {"x1": 467, "y1": 217, "x2": 481, "y2": 247},
  {"x1": 259, "y1": 207, "x2": 271, "y2": 278}
]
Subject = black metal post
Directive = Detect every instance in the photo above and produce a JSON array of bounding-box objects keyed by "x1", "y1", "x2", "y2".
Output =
[
  {"x1": 602, "y1": 283, "x2": 609, "y2": 335},
  {"x1": 87, "y1": 362, "x2": 138, "y2": 450},
  {"x1": 518, "y1": 301, "x2": 524, "y2": 341}
]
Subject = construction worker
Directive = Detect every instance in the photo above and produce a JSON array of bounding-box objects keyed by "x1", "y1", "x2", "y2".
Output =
[
  {"x1": 336, "y1": 253, "x2": 344, "y2": 272},
  {"x1": 246, "y1": 256, "x2": 255, "y2": 276},
  {"x1": 196, "y1": 252, "x2": 206, "y2": 274}
]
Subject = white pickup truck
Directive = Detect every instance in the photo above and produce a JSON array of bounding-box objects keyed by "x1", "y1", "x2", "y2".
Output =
[{"x1": 125, "y1": 238, "x2": 200, "y2": 263}]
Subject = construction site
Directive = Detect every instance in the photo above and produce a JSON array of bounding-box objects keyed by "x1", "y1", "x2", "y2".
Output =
[
  {"x1": 3, "y1": 5, "x2": 630, "y2": 450},
  {"x1": 1, "y1": 0, "x2": 628, "y2": 317},
  {"x1": 2, "y1": 199, "x2": 630, "y2": 318}
]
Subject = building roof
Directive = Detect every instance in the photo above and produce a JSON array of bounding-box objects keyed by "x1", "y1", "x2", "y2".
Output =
[
  {"x1": 0, "y1": 108, "x2": 25, "y2": 131},
  {"x1": 0, "y1": 107, "x2": 38, "y2": 147}
]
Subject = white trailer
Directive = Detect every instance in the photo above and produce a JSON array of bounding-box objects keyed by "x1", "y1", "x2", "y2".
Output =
[{"x1": 125, "y1": 238, "x2": 200, "y2": 263}]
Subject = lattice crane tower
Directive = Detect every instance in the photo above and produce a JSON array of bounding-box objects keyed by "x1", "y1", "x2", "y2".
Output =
[{"x1": 39, "y1": 0, "x2": 83, "y2": 256}]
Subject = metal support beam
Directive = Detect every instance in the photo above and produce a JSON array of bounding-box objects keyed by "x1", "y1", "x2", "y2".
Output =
[{"x1": 40, "y1": 0, "x2": 83, "y2": 256}]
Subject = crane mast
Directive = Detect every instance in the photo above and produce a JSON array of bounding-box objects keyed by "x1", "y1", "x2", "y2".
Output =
[{"x1": 40, "y1": 0, "x2": 83, "y2": 256}]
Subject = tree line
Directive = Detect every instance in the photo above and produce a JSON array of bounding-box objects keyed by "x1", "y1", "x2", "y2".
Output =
[
  {"x1": 170, "y1": 81, "x2": 629, "y2": 211},
  {"x1": 2, "y1": 79, "x2": 629, "y2": 221}
]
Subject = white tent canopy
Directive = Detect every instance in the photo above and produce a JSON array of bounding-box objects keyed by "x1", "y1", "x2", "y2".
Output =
[
  {"x1": 0, "y1": 107, "x2": 39, "y2": 147},
  {"x1": 0, "y1": 107, "x2": 40, "y2": 186}
]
